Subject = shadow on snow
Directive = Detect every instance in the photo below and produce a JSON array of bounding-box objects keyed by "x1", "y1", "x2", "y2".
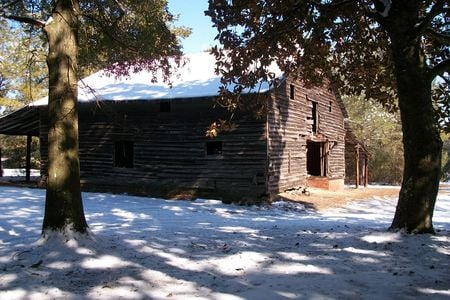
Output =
[{"x1": 0, "y1": 187, "x2": 449, "y2": 299}]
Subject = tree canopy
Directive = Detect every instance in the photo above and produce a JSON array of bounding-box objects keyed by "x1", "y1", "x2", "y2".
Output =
[
  {"x1": 207, "y1": 0, "x2": 448, "y2": 110},
  {"x1": 1, "y1": 0, "x2": 190, "y2": 77},
  {"x1": 207, "y1": 0, "x2": 449, "y2": 233}
]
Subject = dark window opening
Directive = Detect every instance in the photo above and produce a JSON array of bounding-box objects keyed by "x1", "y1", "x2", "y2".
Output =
[
  {"x1": 289, "y1": 84, "x2": 295, "y2": 100},
  {"x1": 160, "y1": 100, "x2": 171, "y2": 112},
  {"x1": 206, "y1": 141, "x2": 223, "y2": 156},
  {"x1": 311, "y1": 101, "x2": 318, "y2": 133},
  {"x1": 254, "y1": 172, "x2": 266, "y2": 185},
  {"x1": 114, "y1": 141, "x2": 134, "y2": 168},
  {"x1": 329, "y1": 101, "x2": 332, "y2": 112},
  {"x1": 307, "y1": 141, "x2": 327, "y2": 176},
  {"x1": 307, "y1": 101, "x2": 318, "y2": 134}
]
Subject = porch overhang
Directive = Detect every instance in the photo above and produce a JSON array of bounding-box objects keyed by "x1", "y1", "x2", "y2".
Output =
[{"x1": 0, "y1": 106, "x2": 40, "y2": 136}]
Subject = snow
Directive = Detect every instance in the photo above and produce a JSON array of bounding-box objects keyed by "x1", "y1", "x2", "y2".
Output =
[
  {"x1": 0, "y1": 186, "x2": 449, "y2": 299},
  {"x1": 31, "y1": 52, "x2": 282, "y2": 106},
  {"x1": 1, "y1": 168, "x2": 40, "y2": 177},
  {"x1": 0, "y1": 169, "x2": 40, "y2": 183}
]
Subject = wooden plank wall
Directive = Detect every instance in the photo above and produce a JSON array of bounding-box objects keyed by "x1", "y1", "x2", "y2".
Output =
[
  {"x1": 267, "y1": 80, "x2": 308, "y2": 195},
  {"x1": 39, "y1": 98, "x2": 268, "y2": 200},
  {"x1": 267, "y1": 77, "x2": 346, "y2": 196},
  {"x1": 307, "y1": 85, "x2": 346, "y2": 179}
]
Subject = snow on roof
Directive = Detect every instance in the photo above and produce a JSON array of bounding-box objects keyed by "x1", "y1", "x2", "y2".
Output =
[{"x1": 31, "y1": 52, "x2": 282, "y2": 106}]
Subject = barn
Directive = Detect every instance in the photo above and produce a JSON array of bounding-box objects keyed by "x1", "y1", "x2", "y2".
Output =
[{"x1": 0, "y1": 52, "x2": 367, "y2": 201}]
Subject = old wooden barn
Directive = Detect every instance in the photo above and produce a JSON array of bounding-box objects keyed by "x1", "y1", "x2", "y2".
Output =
[{"x1": 0, "y1": 52, "x2": 367, "y2": 201}]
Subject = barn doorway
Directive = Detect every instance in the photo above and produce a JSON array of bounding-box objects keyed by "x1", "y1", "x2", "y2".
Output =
[{"x1": 307, "y1": 141, "x2": 327, "y2": 177}]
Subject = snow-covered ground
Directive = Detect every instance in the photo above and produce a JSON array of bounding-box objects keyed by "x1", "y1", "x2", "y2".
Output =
[
  {"x1": 0, "y1": 169, "x2": 40, "y2": 181},
  {"x1": 0, "y1": 186, "x2": 449, "y2": 300}
]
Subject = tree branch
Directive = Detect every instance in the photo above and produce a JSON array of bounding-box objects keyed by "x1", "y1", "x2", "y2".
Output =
[
  {"x1": 2, "y1": 14, "x2": 46, "y2": 28},
  {"x1": 425, "y1": 28, "x2": 450, "y2": 43},
  {"x1": 113, "y1": 0, "x2": 127, "y2": 18},
  {"x1": 305, "y1": 0, "x2": 356, "y2": 8},
  {"x1": 0, "y1": 0, "x2": 21, "y2": 12},
  {"x1": 438, "y1": 73, "x2": 449, "y2": 84},
  {"x1": 415, "y1": 0, "x2": 446, "y2": 36},
  {"x1": 428, "y1": 59, "x2": 450, "y2": 80}
]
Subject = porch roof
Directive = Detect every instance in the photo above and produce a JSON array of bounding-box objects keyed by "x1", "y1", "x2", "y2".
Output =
[{"x1": 0, "y1": 106, "x2": 40, "y2": 136}]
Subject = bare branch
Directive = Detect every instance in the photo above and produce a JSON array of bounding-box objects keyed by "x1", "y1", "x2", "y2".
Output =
[
  {"x1": 438, "y1": 73, "x2": 449, "y2": 84},
  {"x1": 0, "y1": 0, "x2": 21, "y2": 12},
  {"x1": 373, "y1": 0, "x2": 391, "y2": 17},
  {"x1": 305, "y1": 0, "x2": 356, "y2": 8},
  {"x1": 425, "y1": 28, "x2": 450, "y2": 43},
  {"x1": 428, "y1": 59, "x2": 450, "y2": 80},
  {"x1": 113, "y1": 0, "x2": 127, "y2": 17},
  {"x1": 415, "y1": 0, "x2": 446, "y2": 36},
  {"x1": 2, "y1": 14, "x2": 46, "y2": 27}
]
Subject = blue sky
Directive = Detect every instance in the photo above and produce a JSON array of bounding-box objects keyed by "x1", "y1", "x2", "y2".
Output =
[{"x1": 168, "y1": 0, "x2": 218, "y2": 53}]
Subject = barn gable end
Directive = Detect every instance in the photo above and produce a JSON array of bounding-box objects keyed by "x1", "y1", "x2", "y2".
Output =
[{"x1": 267, "y1": 76, "x2": 346, "y2": 196}]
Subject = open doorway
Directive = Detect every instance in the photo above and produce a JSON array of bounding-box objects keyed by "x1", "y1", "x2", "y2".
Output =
[{"x1": 307, "y1": 140, "x2": 327, "y2": 177}]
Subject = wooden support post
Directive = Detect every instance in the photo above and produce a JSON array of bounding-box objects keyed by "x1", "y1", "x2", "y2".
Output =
[
  {"x1": 320, "y1": 144, "x2": 324, "y2": 176},
  {"x1": 355, "y1": 146, "x2": 360, "y2": 189},
  {"x1": 364, "y1": 157, "x2": 369, "y2": 187},
  {"x1": 26, "y1": 134, "x2": 32, "y2": 183},
  {"x1": 0, "y1": 145, "x2": 2, "y2": 177}
]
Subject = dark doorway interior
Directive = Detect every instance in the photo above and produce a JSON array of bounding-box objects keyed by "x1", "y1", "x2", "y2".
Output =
[{"x1": 307, "y1": 141, "x2": 327, "y2": 176}]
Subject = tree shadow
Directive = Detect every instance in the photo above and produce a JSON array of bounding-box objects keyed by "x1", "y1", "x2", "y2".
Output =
[{"x1": 0, "y1": 187, "x2": 449, "y2": 299}]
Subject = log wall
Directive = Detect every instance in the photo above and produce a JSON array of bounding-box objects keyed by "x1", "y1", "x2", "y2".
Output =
[
  {"x1": 38, "y1": 78, "x2": 347, "y2": 201},
  {"x1": 39, "y1": 98, "x2": 268, "y2": 200}
]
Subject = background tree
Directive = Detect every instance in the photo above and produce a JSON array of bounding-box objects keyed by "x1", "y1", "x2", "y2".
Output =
[
  {"x1": 0, "y1": 21, "x2": 47, "y2": 106},
  {"x1": 206, "y1": 0, "x2": 449, "y2": 233},
  {"x1": 1, "y1": 0, "x2": 189, "y2": 234},
  {"x1": 442, "y1": 133, "x2": 450, "y2": 181},
  {"x1": 343, "y1": 95, "x2": 404, "y2": 184},
  {"x1": 0, "y1": 20, "x2": 46, "y2": 172}
]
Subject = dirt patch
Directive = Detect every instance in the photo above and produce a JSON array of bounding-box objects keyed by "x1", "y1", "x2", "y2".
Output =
[
  {"x1": 280, "y1": 184, "x2": 450, "y2": 211},
  {"x1": 279, "y1": 186, "x2": 401, "y2": 211}
]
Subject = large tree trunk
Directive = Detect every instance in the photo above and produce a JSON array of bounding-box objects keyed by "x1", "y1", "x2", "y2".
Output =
[
  {"x1": 387, "y1": 2, "x2": 442, "y2": 233},
  {"x1": 42, "y1": 0, "x2": 88, "y2": 233}
]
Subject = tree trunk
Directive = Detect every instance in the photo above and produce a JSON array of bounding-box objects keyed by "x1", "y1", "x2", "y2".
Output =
[
  {"x1": 387, "y1": 3, "x2": 442, "y2": 233},
  {"x1": 42, "y1": 0, "x2": 88, "y2": 233}
]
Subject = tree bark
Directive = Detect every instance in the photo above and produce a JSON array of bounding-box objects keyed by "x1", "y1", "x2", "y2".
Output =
[
  {"x1": 42, "y1": 0, "x2": 88, "y2": 233},
  {"x1": 387, "y1": 2, "x2": 442, "y2": 233}
]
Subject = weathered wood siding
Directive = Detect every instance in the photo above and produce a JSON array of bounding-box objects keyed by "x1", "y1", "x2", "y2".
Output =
[
  {"x1": 39, "y1": 98, "x2": 268, "y2": 199},
  {"x1": 267, "y1": 80, "x2": 307, "y2": 195},
  {"x1": 267, "y1": 77, "x2": 346, "y2": 196},
  {"x1": 309, "y1": 85, "x2": 346, "y2": 179},
  {"x1": 37, "y1": 78, "x2": 347, "y2": 200}
]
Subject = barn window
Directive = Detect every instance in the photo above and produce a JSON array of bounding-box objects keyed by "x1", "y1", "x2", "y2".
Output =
[
  {"x1": 289, "y1": 84, "x2": 295, "y2": 100},
  {"x1": 206, "y1": 141, "x2": 223, "y2": 156},
  {"x1": 114, "y1": 141, "x2": 134, "y2": 168},
  {"x1": 160, "y1": 100, "x2": 171, "y2": 112}
]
